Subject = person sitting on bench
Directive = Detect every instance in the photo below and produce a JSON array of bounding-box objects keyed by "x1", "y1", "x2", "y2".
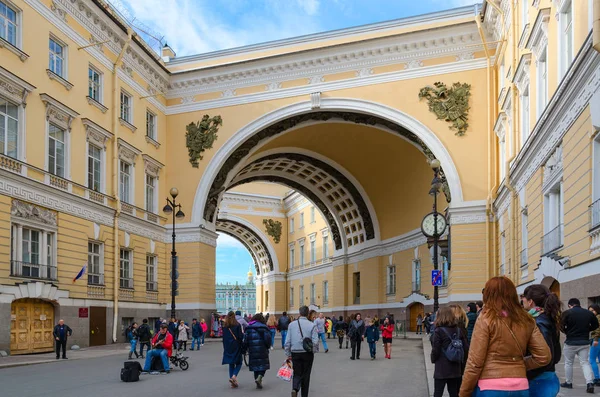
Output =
[{"x1": 144, "y1": 324, "x2": 173, "y2": 373}]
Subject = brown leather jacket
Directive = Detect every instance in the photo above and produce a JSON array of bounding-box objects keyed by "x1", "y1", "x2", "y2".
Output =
[{"x1": 459, "y1": 314, "x2": 551, "y2": 397}]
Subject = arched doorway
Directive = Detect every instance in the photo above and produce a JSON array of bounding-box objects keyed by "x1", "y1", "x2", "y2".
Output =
[
  {"x1": 409, "y1": 302, "x2": 424, "y2": 332},
  {"x1": 10, "y1": 299, "x2": 55, "y2": 355}
]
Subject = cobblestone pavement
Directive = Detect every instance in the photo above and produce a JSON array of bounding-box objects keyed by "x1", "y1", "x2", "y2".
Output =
[{"x1": 0, "y1": 337, "x2": 428, "y2": 397}]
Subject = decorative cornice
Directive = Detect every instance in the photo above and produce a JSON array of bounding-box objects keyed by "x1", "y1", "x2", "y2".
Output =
[
  {"x1": 81, "y1": 118, "x2": 113, "y2": 149},
  {"x1": 167, "y1": 225, "x2": 218, "y2": 247},
  {"x1": 40, "y1": 93, "x2": 79, "y2": 131},
  {"x1": 86, "y1": 96, "x2": 108, "y2": 113},
  {"x1": 142, "y1": 154, "x2": 164, "y2": 178},
  {"x1": 46, "y1": 69, "x2": 74, "y2": 91},
  {"x1": 513, "y1": 53, "x2": 532, "y2": 94},
  {"x1": 119, "y1": 118, "x2": 137, "y2": 132},
  {"x1": 0, "y1": 37, "x2": 30, "y2": 62},
  {"x1": 0, "y1": 66, "x2": 35, "y2": 106},
  {"x1": 117, "y1": 138, "x2": 141, "y2": 165},
  {"x1": 526, "y1": 8, "x2": 550, "y2": 61},
  {"x1": 447, "y1": 200, "x2": 487, "y2": 225}
]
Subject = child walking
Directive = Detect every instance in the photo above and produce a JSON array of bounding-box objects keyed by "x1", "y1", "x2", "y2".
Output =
[{"x1": 366, "y1": 319, "x2": 380, "y2": 360}]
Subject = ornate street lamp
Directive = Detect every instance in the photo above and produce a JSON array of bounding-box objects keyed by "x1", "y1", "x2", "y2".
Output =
[
  {"x1": 421, "y1": 159, "x2": 448, "y2": 314},
  {"x1": 163, "y1": 187, "x2": 185, "y2": 319}
]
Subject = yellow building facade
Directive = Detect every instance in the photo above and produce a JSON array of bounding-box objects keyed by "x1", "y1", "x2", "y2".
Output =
[{"x1": 1, "y1": 0, "x2": 599, "y2": 354}]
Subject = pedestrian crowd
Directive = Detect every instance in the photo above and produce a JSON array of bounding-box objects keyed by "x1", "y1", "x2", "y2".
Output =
[{"x1": 427, "y1": 276, "x2": 600, "y2": 397}]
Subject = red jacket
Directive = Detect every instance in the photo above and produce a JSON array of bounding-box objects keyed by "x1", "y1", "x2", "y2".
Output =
[
  {"x1": 201, "y1": 322, "x2": 208, "y2": 333},
  {"x1": 152, "y1": 332, "x2": 174, "y2": 357},
  {"x1": 380, "y1": 324, "x2": 394, "y2": 339}
]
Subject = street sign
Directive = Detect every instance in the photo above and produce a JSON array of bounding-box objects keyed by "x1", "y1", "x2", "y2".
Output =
[{"x1": 432, "y1": 270, "x2": 443, "y2": 286}]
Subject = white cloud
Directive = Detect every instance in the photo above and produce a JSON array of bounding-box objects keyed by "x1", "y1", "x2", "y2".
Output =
[
  {"x1": 296, "y1": 0, "x2": 320, "y2": 15},
  {"x1": 216, "y1": 232, "x2": 247, "y2": 249}
]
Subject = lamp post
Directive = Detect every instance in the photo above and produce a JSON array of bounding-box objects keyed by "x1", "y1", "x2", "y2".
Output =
[
  {"x1": 420, "y1": 159, "x2": 447, "y2": 315},
  {"x1": 163, "y1": 187, "x2": 185, "y2": 320}
]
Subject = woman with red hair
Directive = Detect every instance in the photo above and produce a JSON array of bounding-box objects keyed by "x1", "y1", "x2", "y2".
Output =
[{"x1": 459, "y1": 277, "x2": 551, "y2": 397}]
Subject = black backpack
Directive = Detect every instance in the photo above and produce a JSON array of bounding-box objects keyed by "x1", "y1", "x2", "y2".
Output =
[
  {"x1": 441, "y1": 327, "x2": 464, "y2": 363},
  {"x1": 120, "y1": 361, "x2": 142, "y2": 382}
]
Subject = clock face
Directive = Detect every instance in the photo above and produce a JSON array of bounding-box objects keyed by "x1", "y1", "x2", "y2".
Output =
[{"x1": 421, "y1": 212, "x2": 447, "y2": 237}]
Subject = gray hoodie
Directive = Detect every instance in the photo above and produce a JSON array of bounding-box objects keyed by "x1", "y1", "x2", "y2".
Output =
[
  {"x1": 236, "y1": 314, "x2": 248, "y2": 331},
  {"x1": 284, "y1": 317, "x2": 319, "y2": 355}
]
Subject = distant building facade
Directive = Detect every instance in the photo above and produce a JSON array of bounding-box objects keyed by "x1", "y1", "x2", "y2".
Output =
[{"x1": 215, "y1": 269, "x2": 256, "y2": 315}]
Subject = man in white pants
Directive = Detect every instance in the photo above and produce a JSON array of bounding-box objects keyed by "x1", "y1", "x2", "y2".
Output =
[{"x1": 561, "y1": 298, "x2": 599, "y2": 393}]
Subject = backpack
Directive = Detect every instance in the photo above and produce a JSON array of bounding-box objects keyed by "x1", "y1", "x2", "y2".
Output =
[
  {"x1": 297, "y1": 319, "x2": 313, "y2": 353},
  {"x1": 441, "y1": 327, "x2": 464, "y2": 363},
  {"x1": 120, "y1": 361, "x2": 142, "y2": 382}
]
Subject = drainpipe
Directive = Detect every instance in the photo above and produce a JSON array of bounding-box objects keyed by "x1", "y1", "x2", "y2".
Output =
[
  {"x1": 476, "y1": 18, "x2": 493, "y2": 280},
  {"x1": 112, "y1": 30, "x2": 133, "y2": 343},
  {"x1": 594, "y1": 0, "x2": 600, "y2": 53}
]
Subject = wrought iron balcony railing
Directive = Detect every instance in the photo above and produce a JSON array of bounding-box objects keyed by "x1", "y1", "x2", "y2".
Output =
[
  {"x1": 542, "y1": 224, "x2": 563, "y2": 255},
  {"x1": 11, "y1": 260, "x2": 57, "y2": 280}
]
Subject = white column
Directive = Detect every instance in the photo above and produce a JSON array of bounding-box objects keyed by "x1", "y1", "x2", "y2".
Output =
[
  {"x1": 245, "y1": 294, "x2": 248, "y2": 312},
  {"x1": 226, "y1": 293, "x2": 229, "y2": 310}
]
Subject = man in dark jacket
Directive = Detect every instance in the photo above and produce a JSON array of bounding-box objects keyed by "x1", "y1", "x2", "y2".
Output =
[
  {"x1": 154, "y1": 318, "x2": 162, "y2": 335},
  {"x1": 191, "y1": 318, "x2": 203, "y2": 351},
  {"x1": 137, "y1": 318, "x2": 152, "y2": 358},
  {"x1": 278, "y1": 311, "x2": 290, "y2": 349},
  {"x1": 53, "y1": 319, "x2": 73, "y2": 359},
  {"x1": 244, "y1": 313, "x2": 271, "y2": 389},
  {"x1": 560, "y1": 298, "x2": 600, "y2": 392}
]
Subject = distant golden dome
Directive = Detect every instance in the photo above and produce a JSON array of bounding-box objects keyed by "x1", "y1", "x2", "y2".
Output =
[{"x1": 247, "y1": 270, "x2": 253, "y2": 277}]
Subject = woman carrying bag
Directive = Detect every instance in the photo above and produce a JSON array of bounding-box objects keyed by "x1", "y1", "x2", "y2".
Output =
[{"x1": 222, "y1": 311, "x2": 244, "y2": 388}]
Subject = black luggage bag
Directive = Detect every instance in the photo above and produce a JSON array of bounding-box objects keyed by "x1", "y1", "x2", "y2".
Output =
[{"x1": 121, "y1": 361, "x2": 142, "y2": 382}]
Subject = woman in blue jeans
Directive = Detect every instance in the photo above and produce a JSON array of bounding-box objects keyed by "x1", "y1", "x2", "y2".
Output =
[
  {"x1": 222, "y1": 312, "x2": 244, "y2": 388},
  {"x1": 521, "y1": 284, "x2": 563, "y2": 397},
  {"x1": 127, "y1": 322, "x2": 140, "y2": 359},
  {"x1": 267, "y1": 315, "x2": 277, "y2": 350},
  {"x1": 589, "y1": 304, "x2": 600, "y2": 385}
]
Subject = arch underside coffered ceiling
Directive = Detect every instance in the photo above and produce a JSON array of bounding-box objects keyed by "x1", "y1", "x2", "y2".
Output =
[
  {"x1": 215, "y1": 219, "x2": 274, "y2": 275},
  {"x1": 204, "y1": 110, "x2": 453, "y2": 251}
]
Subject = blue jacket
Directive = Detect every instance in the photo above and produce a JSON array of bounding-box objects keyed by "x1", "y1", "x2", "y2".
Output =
[
  {"x1": 244, "y1": 321, "x2": 271, "y2": 372},
  {"x1": 222, "y1": 325, "x2": 243, "y2": 365},
  {"x1": 365, "y1": 325, "x2": 379, "y2": 343},
  {"x1": 192, "y1": 322, "x2": 203, "y2": 338}
]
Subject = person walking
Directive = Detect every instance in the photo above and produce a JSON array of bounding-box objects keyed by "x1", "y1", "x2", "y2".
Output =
[
  {"x1": 314, "y1": 313, "x2": 329, "y2": 353},
  {"x1": 349, "y1": 313, "x2": 365, "y2": 360},
  {"x1": 53, "y1": 319, "x2": 72, "y2": 360},
  {"x1": 236, "y1": 310, "x2": 249, "y2": 332},
  {"x1": 459, "y1": 277, "x2": 551, "y2": 397},
  {"x1": 245, "y1": 313, "x2": 272, "y2": 389},
  {"x1": 200, "y1": 318, "x2": 208, "y2": 346},
  {"x1": 589, "y1": 304, "x2": 600, "y2": 387},
  {"x1": 336, "y1": 315, "x2": 348, "y2": 349},
  {"x1": 284, "y1": 305, "x2": 319, "y2": 397},
  {"x1": 278, "y1": 311, "x2": 291, "y2": 349},
  {"x1": 416, "y1": 313, "x2": 424, "y2": 335},
  {"x1": 143, "y1": 324, "x2": 173, "y2": 373},
  {"x1": 466, "y1": 303, "x2": 477, "y2": 343},
  {"x1": 431, "y1": 306, "x2": 469, "y2": 397},
  {"x1": 475, "y1": 301, "x2": 483, "y2": 317},
  {"x1": 380, "y1": 316, "x2": 394, "y2": 359},
  {"x1": 326, "y1": 317, "x2": 333, "y2": 339},
  {"x1": 126, "y1": 322, "x2": 140, "y2": 359},
  {"x1": 177, "y1": 320, "x2": 189, "y2": 351},
  {"x1": 424, "y1": 313, "x2": 432, "y2": 335},
  {"x1": 521, "y1": 284, "x2": 563, "y2": 397},
  {"x1": 222, "y1": 311, "x2": 244, "y2": 388},
  {"x1": 154, "y1": 318, "x2": 162, "y2": 335},
  {"x1": 560, "y1": 298, "x2": 599, "y2": 393},
  {"x1": 191, "y1": 318, "x2": 202, "y2": 351},
  {"x1": 267, "y1": 314, "x2": 277, "y2": 351},
  {"x1": 366, "y1": 319, "x2": 379, "y2": 360},
  {"x1": 137, "y1": 319, "x2": 152, "y2": 359}
]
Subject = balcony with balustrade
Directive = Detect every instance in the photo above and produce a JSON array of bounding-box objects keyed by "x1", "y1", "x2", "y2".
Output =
[
  {"x1": 10, "y1": 260, "x2": 57, "y2": 281},
  {"x1": 542, "y1": 224, "x2": 563, "y2": 256}
]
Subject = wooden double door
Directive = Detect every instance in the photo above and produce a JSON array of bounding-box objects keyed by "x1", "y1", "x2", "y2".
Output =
[
  {"x1": 409, "y1": 303, "x2": 424, "y2": 332},
  {"x1": 89, "y1": 306, "x2": 106, "y2": 347},
  {"x1": 10, "y1": 299, "x2": 55, "y2": 355}
]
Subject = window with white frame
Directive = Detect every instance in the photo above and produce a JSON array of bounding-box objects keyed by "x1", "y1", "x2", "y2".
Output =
[
  {"x1": 0, "y1": 96, "x2": 18, "y2": 158},
  {"x1": 88, "y1": 66, "x2": 102, "y2": 103},
  {"x1": 521, "y1": 210, "x2": 528, "y2": 268},
  {"x1": 146, "y1": 110, "x2": 156, "y2": 140},
  {"x1": 323, "y1": 280, "x2": 329, "y2": 304},
  {"x1": 322, "y1": 234, "x2": 329, "y2": 259},
  {"x1": 299, "y1": 285, "x2": 304, "y2": 304},
  {"x1": 88, "y1": 241, "x2": 103, "y2": 285},
  {"x1": 592, "y1": 137, "x2": 600, "y2": 229},
  {"x1": 120, "y1": 91, "x2": 132, "y2": 123},
  {"x1": 442, "y1": 259, "x2": 449, "y2": 287},
  {"x1": 412, "y1": 259, "x2": 420, "y2": 292},
  {"x1": 145, "y1": 174, "x2": 156, "y2": 213},
  {"x1": 289, "y1": 244, "x2": 295, "y2": 270},
  {"x1": 537, "y1": 48, "x2": 549, "y2": 118},
  {"x1": 520, "y1": 85, "x2": 530, "y2": 146},
  {"x1": 0, "y1": 1, "x2": 18, "y2": 47},
  {"x1": 558, "y1": 1, "x2": 574, "y2": 80},
  {"x1": 543, "y1": 181, "x2": 564, "y2": 254},
  {"x1": 290, "y1": 287, "x2": 294, "y2": 307},
  {"x1": 48, "y1": 123, "x2": 66, "y2": 177},
  {"x1": 521, "y1": 0, "x2": 528, "y2": 30},
  {"x1": 499, "y1": 60, "x2": 505, "y2": 92},
  {"x1": 119, "y1": 160, "x2": 132, "y2": 204},
  {"x1": 11, "y1": 224, "x2": 56, "y2": 280},
  {"x1": 300, "y1": 212, "x2": 304, "y2": 228},
  {"x1": 310, "y1": 283, "x2": 315, "y2": 304},
  {"x1": 387, "y1": 265, "x2": 396, "y2": 295},
  {"x1": 146, "y1": 255, "x2": 157, "y2": 291},
  {"x1": 299, "y1": 240, "x2": 305, "y2": 266},
  {"x1": 310, "y1": 207, "x2": 315, "y2": 223},
  {"x1": 48, "y1": 37, "x2": 65, "y2": 77},
  {"x1": 88, "y1": 144, "x2": 102, "y2": 191},
  {"x1": 309, "y1": 234, "x2": 316, "y2": 263},
  {"x1": 290, "y1": 217, "x2": 294, "y2": 233},
  {"x1": 119, "y1": 249, "x2": 133, "y2": 288},
  {"x1": 499, "y1": 135, "x2": 506, "y2": 182}
]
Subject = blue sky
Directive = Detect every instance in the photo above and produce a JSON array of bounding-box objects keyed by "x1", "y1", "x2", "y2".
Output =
[
  {"x1": 216, "y1": 232, "x2": 255, "y2": 284},
  {"x1": 115, "y1": 0, "x2": 479, "y2": 57}
]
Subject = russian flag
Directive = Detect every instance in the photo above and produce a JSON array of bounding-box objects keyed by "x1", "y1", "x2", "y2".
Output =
[{"x1": 73, "y1": 264, "x2": 86, "y2": 283}]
